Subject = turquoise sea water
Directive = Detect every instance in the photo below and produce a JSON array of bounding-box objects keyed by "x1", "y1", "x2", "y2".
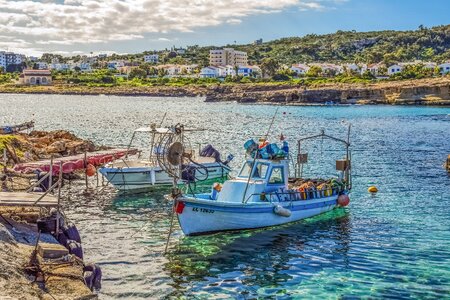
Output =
[{"x1": 0, "y1": 94, "x2": 449, "y2": 299}]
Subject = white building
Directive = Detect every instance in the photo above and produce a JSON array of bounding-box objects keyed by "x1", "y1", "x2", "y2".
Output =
[
  {"x1": 388, "y1": 64, "x2": 403, "y2": 76},
  {"x1": 344, "y1": 63, "x2": 361, "y2": 74},
  {"x1": 237, "y1": 65, "x2": 261, "y2": 77},
  {"x1": 423, "y1": 62, "x2": 437, "y2": 69},
  {"x1": 19, "y1": 69, "x2": 52, "y2": 85},
  {"x1": 35, "y1": 61, "x2": 48, "y2": 69},
  {"x1": 71, "y1": 62, "x2": 92, "y2": 72},
  {"x1": 0, "y1": 51, "x2": 25, "y2": 70},
  {"x1": 49, "y1": 63, "x2": 70, "y2": 71},
  {"x1": 200, "y1": 66, "x2": 219, "y2": 78},
  {"x1": 175, "y1": 48, "x2": 186, "y2": 55},
  {"x1": 0, "y1": 52, "x2": 5, "y2": 70},
  {"x1": 290, "y1": 64, "x2": 310, "y2": 76},
  {"x1": 107, "y1": 60, "x2": 125, "y2": 69},
  {"x1": 156, "y1": 64, "x2": 198, "y2": 77},
  {"x1": 144, "y1": 54, "x2": 159, "y2": 64},
  {"x1": 209, "y1": 48, "x2": 248, "y2": 67},
  {"x1": 309, "y1": 63, "x2": 343, "y2": 75},
  {"x1": 366, "y1": 63, "x2": 385, "y2": 76},
  {"x1": 439, "y1": 62, "x2": 450, "y2": 74}
]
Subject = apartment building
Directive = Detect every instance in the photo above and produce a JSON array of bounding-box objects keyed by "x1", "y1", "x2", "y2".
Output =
[
  {"x1": 209, "y1": 48, "x2": 247, "y2": 67},
  {"x1": 0, "y1": 51, "x2": 25, "y2": 70}
]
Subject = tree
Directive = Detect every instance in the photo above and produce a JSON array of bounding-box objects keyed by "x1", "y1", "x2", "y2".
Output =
[
  {"x1": 129, "y1": 68, "x2": 147, "y2": 79},
  {"x1": 306, "y1": 65, "x2": 322, "y2": 77},
  {"x1": 260, "y1": 58, "x2": 279, "y2": 78}
]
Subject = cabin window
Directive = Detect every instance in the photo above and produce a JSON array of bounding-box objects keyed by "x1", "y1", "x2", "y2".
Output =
[
  {"x1": 238, "y1": 162, "x2": 269, "y2": 179},
  {"x1": 252, "y1": 163, "x2": 269, "y2": 179},
  {"x1": 268, "y1": 167, "x2": 284, "y2": 184}
]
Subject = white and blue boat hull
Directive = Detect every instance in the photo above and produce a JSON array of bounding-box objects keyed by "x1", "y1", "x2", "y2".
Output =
[
  {"x1": 99, "y1": 161, "x2": 231, "y2": 192},
  {"x1": 176, "y1": 196, "x2": 339, "y2": 235}
]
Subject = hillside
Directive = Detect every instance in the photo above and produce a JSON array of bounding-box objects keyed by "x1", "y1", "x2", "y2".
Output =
[
  {"x1": 235, "y1": 25, "x2": 450, "y2": 65},
  {"x1": 146, "y1": 25, "x2": 450, "y2": 65},
  {"x1": 28, "y1": 25, "x2": 450, "y2": 68}
]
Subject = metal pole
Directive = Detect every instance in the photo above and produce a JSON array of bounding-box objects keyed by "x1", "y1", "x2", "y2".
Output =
[
  {"x1": 84, "y1": 151, "x2": 88, "y2": 189},
  {"x1": 242, "y1": 107, "x2": 279, "y2": 203},
  {"x1": 159, "y1": 112, "x2": 167, "y2": 126},
  {"x1": 49, "y1": 156, "x2": 53, "y2": 191},
  {"x1": 345, "y1": 123, "x2": 351, "y2": 186},
  {"x1": 56, "y1": 162, "x2": 62, "y2": 237}
]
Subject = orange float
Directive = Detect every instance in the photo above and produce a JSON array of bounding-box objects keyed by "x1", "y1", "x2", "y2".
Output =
[{"x1": 86, "y1": 163, "x2": 96, "y2": 177}]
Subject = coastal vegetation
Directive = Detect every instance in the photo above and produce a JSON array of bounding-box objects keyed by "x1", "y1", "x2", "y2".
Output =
[
  {"x1": 18, "y1": 24, "x2": 450, "y2": 67},
  {"x1": 0, "y1": 25, "x2": 449, "y2": 90}
]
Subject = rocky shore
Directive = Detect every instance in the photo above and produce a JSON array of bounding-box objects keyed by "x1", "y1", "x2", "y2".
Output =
[
  {"x1": 0, "y1": 130, "x2": 102, "y2": 299},
  {"x1": 1, "y1": 130, "x2": 99, "y2": 165},
  {"x1": 205, "y1": 77, "x2": 450, "y2": 106},
  {"x1": 0, "y1": 77, "x2": 450, "y2": 105}
]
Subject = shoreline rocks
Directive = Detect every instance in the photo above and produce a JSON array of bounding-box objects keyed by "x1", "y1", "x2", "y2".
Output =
[
  {"x1": 0, "y1": 77, "x2": 449, "y2": 106},
  {"x1": 1, "y1": 130, "x2": 100, "y2": 164},
  {"x1": 204, "y1": 78, "x2": 450, "y2": 106}
]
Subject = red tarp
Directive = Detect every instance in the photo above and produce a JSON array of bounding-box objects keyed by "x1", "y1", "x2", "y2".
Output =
[{"x1": 13, "y1": 148, "x2": 138, "y2": 174}]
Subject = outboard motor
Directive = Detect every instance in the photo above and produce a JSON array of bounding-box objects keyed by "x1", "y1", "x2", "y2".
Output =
[
  {"x1": 200, "y1": 144, "x2": 222, "y2": 162},
  {"x1": 223, "y1": 154, "x2": 234, "y2": 165},
  {"x1": 200, "y1": 144, "x2": 234, "y2": 165}
]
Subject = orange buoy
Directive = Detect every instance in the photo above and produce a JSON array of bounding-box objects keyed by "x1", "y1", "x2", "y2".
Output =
[
  {"x1": 86, "y1": 163, "x2": 96, "y2": 177},
  {"x1": 338, "y1": 194, "x2": 350, "y2": 207}
]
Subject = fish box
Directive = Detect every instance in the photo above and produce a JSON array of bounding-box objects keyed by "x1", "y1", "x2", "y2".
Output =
[
  {"x1": 336, "y1": 160, "x2": 350, "y2": 171},
  {"x1": 38, "y1": 243, "x2": 69, "y2": 259}
]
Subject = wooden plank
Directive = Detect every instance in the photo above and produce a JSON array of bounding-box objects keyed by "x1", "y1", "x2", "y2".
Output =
[
  {"x1": 38, "y1": 243, "x2": 69, "y2": 259},
  {"x1": 0, "y1": 192, "x2": 58, "y2": 207}
]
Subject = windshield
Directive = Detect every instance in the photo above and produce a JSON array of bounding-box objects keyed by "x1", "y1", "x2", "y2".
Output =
[{"x1": 238, "y1": 161, "x2": 269, "y2": 179}]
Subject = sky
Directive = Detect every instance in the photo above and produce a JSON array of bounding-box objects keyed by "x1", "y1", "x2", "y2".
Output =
[{"x1": 0, "y1": 0, "x2": 449, "y2": 56}]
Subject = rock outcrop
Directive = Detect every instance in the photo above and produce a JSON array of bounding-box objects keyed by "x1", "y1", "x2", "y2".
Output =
[
  {"x1": 1, "y1": 130, "x2": 98, "y2": 163},
  {"x1": 205, "y1": 77, "x2": 450, "y2": 105}
]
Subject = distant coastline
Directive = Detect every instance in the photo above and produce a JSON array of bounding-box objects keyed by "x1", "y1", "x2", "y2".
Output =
[{"x1": 1, "y1": 77, "x2": 450, "y2": 106}]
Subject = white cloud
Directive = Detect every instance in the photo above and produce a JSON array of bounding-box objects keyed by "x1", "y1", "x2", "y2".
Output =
[
  {"x1": 0, "y1": 0, "x2": 345, "y2": 54},
  {"x1": 298, "y1": 2, "x2": 326, "y2": 11}
]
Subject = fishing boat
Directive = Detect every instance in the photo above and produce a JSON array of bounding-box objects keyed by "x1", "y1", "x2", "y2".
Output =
[
  {"x1": 99, "y1": 124, "x2": 233, "y2": 192},
  {"x1": 171, "y1": 127, "x2": 352, "y2": 236},
  {"x1": 0, "y1": 121, "x2": 34, "y2": 135}
]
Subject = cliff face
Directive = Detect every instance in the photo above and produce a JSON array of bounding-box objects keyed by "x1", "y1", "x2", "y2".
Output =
[{"x1": 205, "y1": 78, "x2": 450, "y2": 105}]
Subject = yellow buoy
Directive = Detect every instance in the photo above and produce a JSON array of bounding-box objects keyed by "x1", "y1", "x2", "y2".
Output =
[{"x1": 368, "y1": 186, "x2": 378, "y2": 193}]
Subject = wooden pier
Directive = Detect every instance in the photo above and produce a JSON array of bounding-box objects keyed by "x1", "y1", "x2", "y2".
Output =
[{"x1": 0, "y1": 191, "x2": 59, "y2": 208}]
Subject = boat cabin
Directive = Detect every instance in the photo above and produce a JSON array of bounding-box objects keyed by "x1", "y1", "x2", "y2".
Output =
[{"x1": 215, "y1": 159, "x2": 289, "y2": 203}]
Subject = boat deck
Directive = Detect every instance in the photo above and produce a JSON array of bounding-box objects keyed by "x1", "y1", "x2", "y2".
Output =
[{"x1": 0, "y1": 192, "x2": 59, "y2": 207}]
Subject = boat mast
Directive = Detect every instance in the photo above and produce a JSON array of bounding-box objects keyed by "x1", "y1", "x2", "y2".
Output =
[{"x1": 241, "y1": 107, "x2": 279, "y2": 203}]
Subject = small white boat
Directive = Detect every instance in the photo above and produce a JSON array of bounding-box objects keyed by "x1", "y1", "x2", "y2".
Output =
[
  {"x1": 99, "y1": 125, "x2": 232, "y2": 192},
  {"x1": 172, "y1": 128, "x2": 352, "y2": 236}
]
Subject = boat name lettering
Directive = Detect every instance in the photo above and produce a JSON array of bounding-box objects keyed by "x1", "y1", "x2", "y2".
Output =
[{"x1": 192, "y1": 207, "x2": 215, "y2": 213}]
